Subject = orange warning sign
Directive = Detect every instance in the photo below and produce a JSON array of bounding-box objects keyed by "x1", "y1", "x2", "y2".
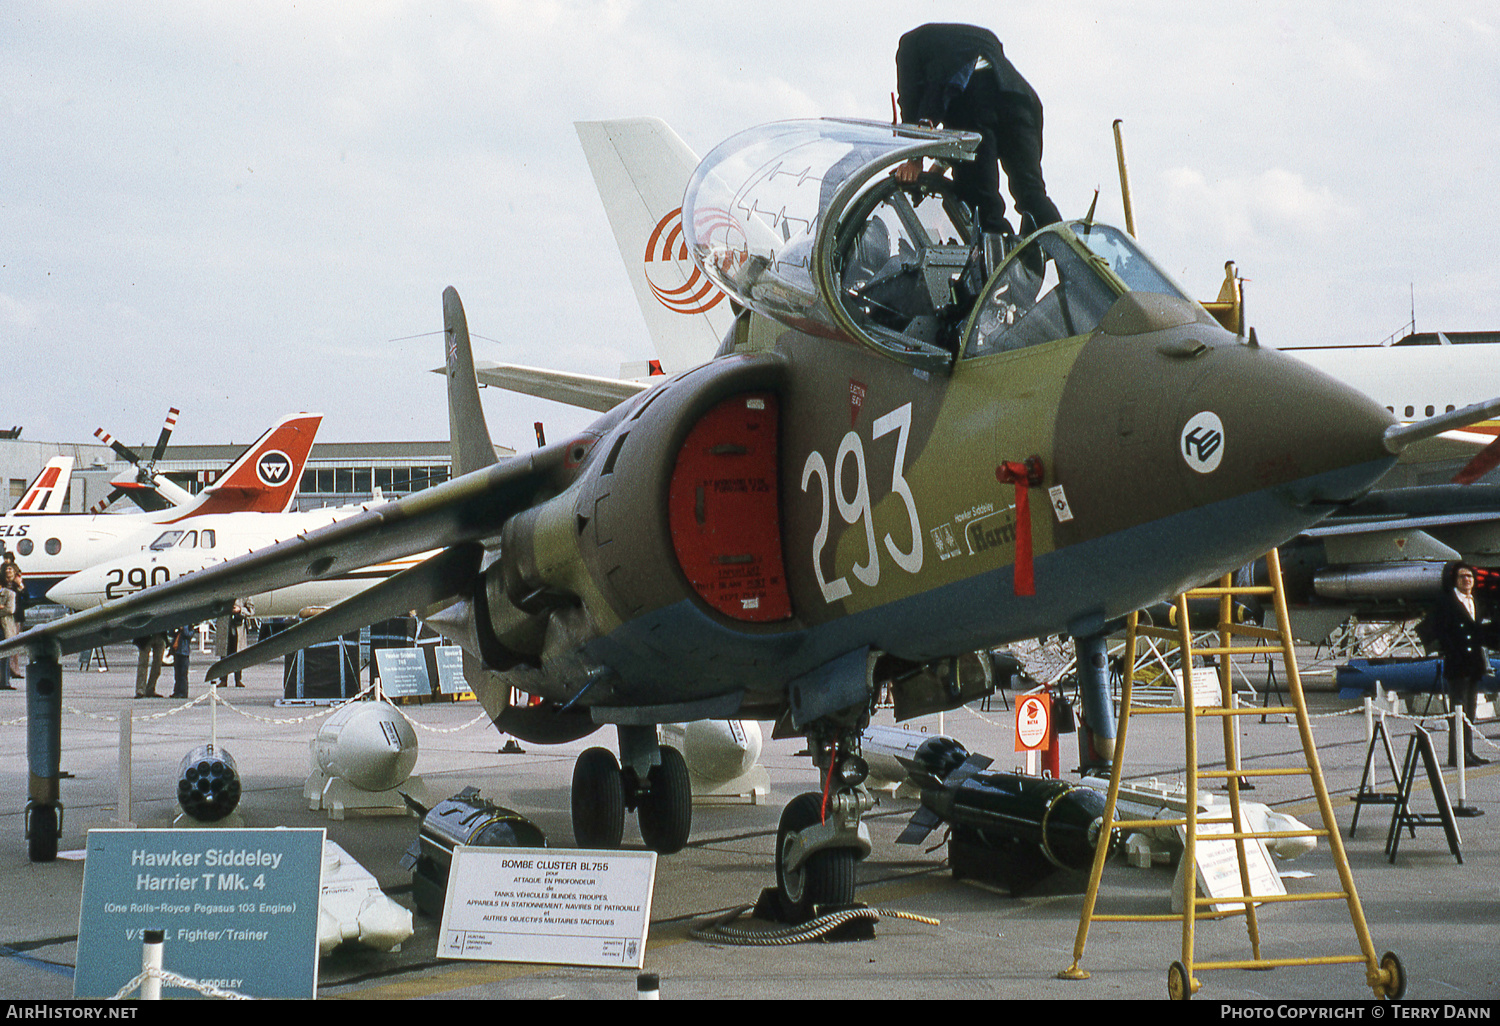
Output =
[{"x1": 1015, "y1": 693, "x2": 1052, "y2": 752}]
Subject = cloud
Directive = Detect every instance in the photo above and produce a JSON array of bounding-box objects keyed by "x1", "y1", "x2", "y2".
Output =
[
  {"x1": 1162, "y1": 165, "x2": 1360, "y2": 247},
  {"x1": 0, "y1": 294, "x2": 39, "y2": 330}
]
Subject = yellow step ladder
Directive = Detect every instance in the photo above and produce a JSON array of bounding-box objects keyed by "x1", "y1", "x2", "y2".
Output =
[{"x1": 1057, "y1": 548, "x2": 1405, "y2": 1000}]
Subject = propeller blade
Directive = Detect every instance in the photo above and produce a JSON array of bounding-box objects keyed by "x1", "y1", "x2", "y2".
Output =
[
  {"x1": 150, "y1": 407, "x2": 180, "y2": 464},
  {"x1": 94, "y1": 428, "x2": 142, "y2": 468},
  {"x1": 89, "y1": 488, "x2": 129, "y2": 514}
]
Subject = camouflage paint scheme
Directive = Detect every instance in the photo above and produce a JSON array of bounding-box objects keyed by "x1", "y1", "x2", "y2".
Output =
[{"x1": 4, "y1": 120, "x2": 1398, "y2": 742}]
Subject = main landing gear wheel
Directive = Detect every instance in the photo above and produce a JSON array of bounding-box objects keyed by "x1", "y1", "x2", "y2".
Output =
[
  {"x1": 27, "y1": 803, "x2": 58, "y2": 864},
  {"x1": 571, "y1": 747, "x2": 625, "y2": 849},
  {"x1": 637, "y1": 745, "x2": 692, "y2": 855},
  {"x1": 1377, "y1": 950, "x2": 1406, "y2": 1000},
  {"x1": 776, "y1": 792, "x2": 855, "y2": 923}
]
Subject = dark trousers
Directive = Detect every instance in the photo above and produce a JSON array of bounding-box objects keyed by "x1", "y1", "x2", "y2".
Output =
[
  {"x1": 1446, "y1": 674, "x2": 1481, "y2": 764},
  {"x1": 946, "y1": 80, "x2": 1061, "y2": 234}
]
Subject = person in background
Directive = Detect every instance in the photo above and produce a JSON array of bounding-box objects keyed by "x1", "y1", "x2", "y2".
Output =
[
  {"x1": 1427, "y1": 562, "x2": 1496, "y2": 767},
  {"x1": 170, "y1": 624, "x2": 194, "y2": 699},
  {"x1": 133, "y1": 633, "x2": 167, "y2": 699},
  {"x1": 0, "y1": 561, "x2": 21, "y2": 688}
]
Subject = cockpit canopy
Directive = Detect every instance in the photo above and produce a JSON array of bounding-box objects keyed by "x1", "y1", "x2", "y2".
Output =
[{"x1": 683, "y1": 118, "x2": 1201, "y2": 370}]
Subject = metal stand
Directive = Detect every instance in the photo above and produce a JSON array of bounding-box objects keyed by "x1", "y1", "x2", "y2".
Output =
[
  {"x1": 1058, "y1": 549, "x2": 1404, "y2": 1000},
  {"x1": 1349, "y1": 716, "x2": 1404, "y2": 838},
  {"x1": 1384, "y1": 725, "x2": 1463, "y2": 865}
]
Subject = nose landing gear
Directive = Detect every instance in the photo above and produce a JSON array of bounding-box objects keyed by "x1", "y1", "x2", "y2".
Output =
[{"x1": 773, "y1": 731, "x2": 874, "y2": 923}]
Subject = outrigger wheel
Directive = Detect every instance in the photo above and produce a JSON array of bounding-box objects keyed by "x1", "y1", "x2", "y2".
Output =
[
  {"x1": 1167, "y1": 960, "x2": 1198, "y2": 1001},
  {"x1": 1376, "y1": 950, "x2": 1406, "y2": 1000},
  {"x1": 776, "y1": 792, "x2": 856, "y2": 922}
]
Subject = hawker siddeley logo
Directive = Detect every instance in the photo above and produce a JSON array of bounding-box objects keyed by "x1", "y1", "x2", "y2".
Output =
[
  {"x1": 256, "y1": 450, "x2": 293, "y2": 487},
  {"x1": 1180, "y1": 411, "x2": 1225, "y2": 474}
]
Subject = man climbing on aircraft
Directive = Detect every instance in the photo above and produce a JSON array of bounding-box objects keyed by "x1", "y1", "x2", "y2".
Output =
[{"x1": 894, "y1": 23, "x2": 1062, "y2": 237}]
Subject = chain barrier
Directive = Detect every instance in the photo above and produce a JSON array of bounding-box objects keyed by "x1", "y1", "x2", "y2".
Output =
[
  {"x1": 2, "y1": 678, "x2": 494, "y2": 735},
  {"x1": 1366, "y1": 703, "x2": 1500, "y2": 758}
]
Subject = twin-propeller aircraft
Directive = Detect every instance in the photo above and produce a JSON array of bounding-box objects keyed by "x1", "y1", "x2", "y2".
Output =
[{"x1": 7, "y1": 119, "x2": 1494, "y2": 923}]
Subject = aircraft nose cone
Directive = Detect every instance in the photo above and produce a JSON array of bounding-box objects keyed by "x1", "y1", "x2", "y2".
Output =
[
  {"x1": 1052, "y1": 316, "x2": 1397, "y2": 562},
  {"x1": 1177, "y1": 340, "x2": 1397, "y2": 508},
  {"x1": 45, "y1": 574, "x2": 94, "y2": 610}
]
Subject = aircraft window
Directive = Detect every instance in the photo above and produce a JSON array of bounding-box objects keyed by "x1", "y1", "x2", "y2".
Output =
[
  {"x1": 45, "y1": 538, "x2": 61, "y2": 556},
  {"x1": 1405, "y1": 406, "x2": 1414, "y2": 418},
  {"x1": 1447, "y1": 404, "x2": 1456, "y2": 413},
  {"x1": 1070, "y1": 222, "x2": 1192, "y2": 301},
  {"x1": 202, "y1": 529, "x2": 215, "y2": 549},
  {"x1": 1426, "y1": 405, "x2": 1435, "y2": 417},
  {"x1": 150, "y1": 530, "x2": 185, "y2": 551},
  {"x1": 17, "y1": 539, "x2": 33, "y2": 556},
  {"x1": 964, "y1": 234, "x2": 1119, "y2": 358},
  {"x1": 180, "y1": 530, "x2": 197, "y2": 549}
]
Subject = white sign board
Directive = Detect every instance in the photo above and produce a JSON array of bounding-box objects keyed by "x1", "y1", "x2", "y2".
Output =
[
  {"x1": 1173, "y1": 819, "x2": 1286, "y2": 914},
  {"x1": 1171, "y1": 667, "x2": 1222, "y2": 709},
  {"x1": 432, "y1": 645, "x2": 471, "y2": 696},
  {"x1": 438, "y1": 846, "x2": 656, "y2": 969}
]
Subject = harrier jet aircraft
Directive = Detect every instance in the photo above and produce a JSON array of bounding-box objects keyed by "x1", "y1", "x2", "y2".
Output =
[{"x1": 8, "y1": 122, "x2": 1492, "y2": 922}]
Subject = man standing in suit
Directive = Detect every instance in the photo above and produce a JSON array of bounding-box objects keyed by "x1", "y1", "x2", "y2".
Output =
[
  {"x1": 1429, "y1": 563, "x2": 1494, "y2": 766},
  {"x1": 894, "y1": 23, "x2": 1063, "y2": 236}
]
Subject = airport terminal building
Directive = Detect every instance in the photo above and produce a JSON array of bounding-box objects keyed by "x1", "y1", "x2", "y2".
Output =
[{"x1": 2, "y1": 435, "x2": 514, "y2": 514}]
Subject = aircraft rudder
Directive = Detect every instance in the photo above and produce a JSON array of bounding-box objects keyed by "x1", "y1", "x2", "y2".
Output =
[
  {"x1": 186, "y1": 412, "x2": 324, "y2": 516},
  {"x1": 444, "y1": 287, "x2": 498, "y2": 478},
  {"x1": 576, "y1": 118, "x2": 728, "y2": 375},
  {"x1": 8, "y1": 457, "x2": 74, "y2": 514}
]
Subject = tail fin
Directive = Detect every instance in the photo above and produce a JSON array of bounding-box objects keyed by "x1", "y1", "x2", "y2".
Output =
[
  {"x1": 7, "y1": 457, "x2": 74, "y2": 514},
  {"x1": 444, "y1": 287, "x2": 499, "y2": 477},
  {"x1": 168, "y1": 413, "x2": 324, "y2": 518},
  {"x1": 576, "y1": 118, "x2": 731, "y2": 374}
]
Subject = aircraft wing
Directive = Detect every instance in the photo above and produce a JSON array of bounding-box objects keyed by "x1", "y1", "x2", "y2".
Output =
[
  {"x1": 1302, "y1": 482, "x2": 1500, "y2": 539},
  {"x1": 465, "y1": 360, "x2": 649, "y2": 413},
  {"x1": 0, "y1": 448, "x2": 563, "y2": 660}
]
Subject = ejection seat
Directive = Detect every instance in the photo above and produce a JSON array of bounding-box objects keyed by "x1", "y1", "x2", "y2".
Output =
[{"x1": 833, "y1": 172, "x2": 1013, "y2": 355}]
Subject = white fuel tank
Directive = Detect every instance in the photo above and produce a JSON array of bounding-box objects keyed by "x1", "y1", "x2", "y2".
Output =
[{"x1": 314, "y1": 702, "x2": 418, "y2": 792}]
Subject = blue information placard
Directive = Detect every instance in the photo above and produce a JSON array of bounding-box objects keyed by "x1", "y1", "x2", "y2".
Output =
[
  {"x1": 75, "y1": 828, "x2": 324, "y2": 999},
  {"x1": 433, "y1": 645, "x2": 471, "y2": 696},
  {"x1": 376, "y1": 647, "x2": 432, "y2": 698}
]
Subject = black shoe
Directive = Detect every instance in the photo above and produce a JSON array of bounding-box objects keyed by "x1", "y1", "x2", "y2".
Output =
[{"x1": 1465, "y1": 753, "x2": 1491, "y2": 767}]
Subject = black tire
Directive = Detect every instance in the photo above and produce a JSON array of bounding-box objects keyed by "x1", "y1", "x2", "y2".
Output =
[
  {"x1": 1379, "y1": 951, "x2": 1406, "y2": 1000},
  {"x1": 1167, "y1": 960, "x2": 1193, "y2": 1001},
  {"x1": 571, "y1": 747, "x2": 625, "y2": 849},
  {"x1": 637, "y1": 745, "x2": 692, "y2": 854},
  {"x1": 776, "y1": 791, "x2": 855, "y2": 922},
  {"x1": 28, "y1": 803, "x2": 58, "y2": 863}
]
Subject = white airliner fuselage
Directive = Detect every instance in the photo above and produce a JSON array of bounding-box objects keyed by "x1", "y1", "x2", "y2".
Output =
[
  {"x1": 45, "y1": 504, "x2": 424, "y2": 616},
  {"x1": 1281, "y1": 341, "x2": 1500, "y2": 431}
]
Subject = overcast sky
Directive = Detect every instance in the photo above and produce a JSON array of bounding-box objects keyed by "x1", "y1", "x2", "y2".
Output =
[{"x1": 4, "y1": 2, "x2": 1497, "y2": 452}]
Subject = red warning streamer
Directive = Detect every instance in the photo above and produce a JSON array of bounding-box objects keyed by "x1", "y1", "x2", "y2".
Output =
[{"x1": 997, "y1": 459, "x2": 1043, "y2": 597}]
